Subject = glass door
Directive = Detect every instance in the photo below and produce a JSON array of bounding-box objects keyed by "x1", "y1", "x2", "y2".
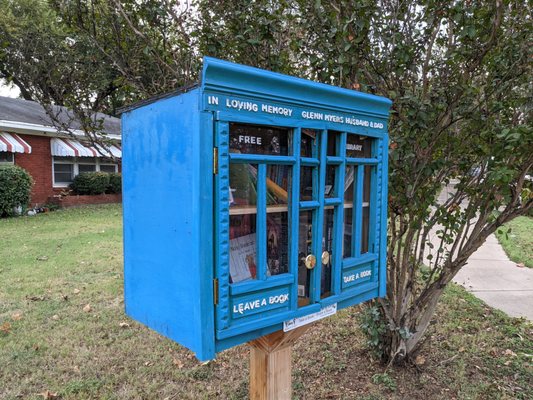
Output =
[
  {"x1": 215, "y1": 121, "x2": 375, "y2": 332},
  {"x1": 297, "y1": 129, "x2": 339, "y2": 306},
  {"x1": 215, "y1": 121, "x2": 298, "y2": 331},
  {"x1": 227, "y1": 123, "x2": 292, "y2": 283}
]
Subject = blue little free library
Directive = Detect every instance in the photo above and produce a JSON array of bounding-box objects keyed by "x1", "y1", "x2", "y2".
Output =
[{"x1": 121, "y1": 57, "x2": 392, "y2": 361}]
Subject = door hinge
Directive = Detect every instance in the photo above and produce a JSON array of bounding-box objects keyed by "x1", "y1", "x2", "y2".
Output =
[
  {"x1": 213, "y1": 147, "x2": 218, "y2": 175},
  {"x1": 213, "y1": 278, "x2": 219, "y2": 305}
]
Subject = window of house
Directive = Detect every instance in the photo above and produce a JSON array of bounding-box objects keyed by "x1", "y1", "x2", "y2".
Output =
[
  {"x1": 53, "y1": 156, "x2": 118, "y2": 187},
  {"x1": 100, "y1": 164, "x2": 117, "y2": 173},
  {"x1": 0, "y1": 152, "x2": 14, "y2": 164},
  {"x1": 78, "y1": 164, "x2": 97, "y2": 173},
  {"x1": 54, "y1": 162, "x2": 74, "y2": 184}
]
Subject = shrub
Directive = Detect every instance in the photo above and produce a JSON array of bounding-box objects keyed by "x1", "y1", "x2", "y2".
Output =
[
  {"x1": 70, "y1": 172, "x2": 109, "y2": 195},
  {"x1": 0, "y1": 165, "x2": 33, "y2": 217},
  {"x1": 107, "y1": 173, "x2": 122, "y2": 194}
]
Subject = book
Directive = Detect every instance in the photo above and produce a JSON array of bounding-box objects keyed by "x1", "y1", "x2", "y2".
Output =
[
  {"x1": 229, "y1": 233, "x2": 256, "y2": 283},
  {"x1": 266, "y1": 213, "x2": 288, "y2": 276}
]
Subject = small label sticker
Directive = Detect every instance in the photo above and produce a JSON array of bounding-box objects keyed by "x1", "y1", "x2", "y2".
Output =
[
  {"x1": 283, "y1": 303, "x2": 337, "y2": 332},
  {"x1": 297, "y1": 285, "x2": 305, "y2": 297}
]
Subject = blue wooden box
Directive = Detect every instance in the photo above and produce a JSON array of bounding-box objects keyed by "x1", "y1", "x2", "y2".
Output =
[{"x1": 121, "y1": 57, "x2": 392, "y2": 361}]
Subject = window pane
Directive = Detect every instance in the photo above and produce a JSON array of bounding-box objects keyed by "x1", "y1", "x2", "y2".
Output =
[
  {"x1": 363, "y1": 165, "x2": 372, "y2": 204},
  {"x1": 0, "y1": 152, "x2": 14, "y2": 163},
  {"x1": 53, "y1": 156, "x2": 72, "y2": 163},
  {"x1": 362, "y1": 207, "x2": 370, "y2": 254},
  {"x1": 229, "y1": 163, "x2": 257, "y2": 283},
  {"x1": 266, "y1": 165, "x2": 289, "y2": 205},
  {"x1": 298, "y1": 210, "x2": 313, "y2": 306},
  {"x1": 267, "y1": 212, "x2": 289, "y2": 276},
  {"x1": 78, "y1": 164, "x2": 96, "y2": 174},
  {"x1": 343, "y1": 166, "x2": 355, "y2": 258},
  {"x1": 229, "y1": 215, "x2": 257, "y2": 283},
  {"x1": 54, "y1": 163, "x2": 72, "y2": 172},
  {"x1": 230, "y1": 164, "x2": 257, "y2": 208},
  {"x1": 321, "y1": 208, "x2": 334, "y2": 298},
  {"x1": 361, "y1": 166, "x2": 372, "y2": 254},
  {"x1": 54, "y1": 163, "x2": 73, "y2": 183},
  {"x1": 100, "y1": 164, "x2": 117, "y2": 173},
  {"x1": 300, "y1": 129, "x2": 317, "y2": 157},
  {"x1": 327, "y1": 131, "x2": 340, "y2": 156},
  {"x1": 229, "y1": 123, "x2": 290, "y2": 155},
  {"x1": 346, "y1": 135, "x2": 372, "y2": 158},
  {"x1": 300, "y1": 166, "x2": 314, "y2": 201},
  {"x1": 325, "y1": 165, "x2": 335, "y2": 198},
  {"x1": 78, "y1": 157, "x2": 96, "y2": 163}
]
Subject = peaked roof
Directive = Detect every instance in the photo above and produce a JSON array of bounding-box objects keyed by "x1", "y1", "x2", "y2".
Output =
[{"x1": 0, "y1": 96, "x2": 121, "y2": 136}]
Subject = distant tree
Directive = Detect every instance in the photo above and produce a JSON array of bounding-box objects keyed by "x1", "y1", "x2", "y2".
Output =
[{"x1": 0, "y1": 0, "x2": 198, "y2": 152}]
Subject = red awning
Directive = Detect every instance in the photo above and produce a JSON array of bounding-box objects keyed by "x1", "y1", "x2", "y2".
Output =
[{"x1": 0, "y1": 132, "x2": 32, "y2": 153}]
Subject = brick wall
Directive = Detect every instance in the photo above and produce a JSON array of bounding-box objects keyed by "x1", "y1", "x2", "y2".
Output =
[
  {"x1": 13, "y1": 133, "x2": 122, "y2": 207},
  {"x1": 14, "y1": 134, "x2": 53, "y2": 206},
  {"x1": 49, "y1": 193, "x2": 122, "y2": 207}
]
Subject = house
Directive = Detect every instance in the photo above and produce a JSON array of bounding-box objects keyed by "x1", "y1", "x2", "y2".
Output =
[{"x1": 0, "y1": 96, "x2": 121, "y2": 207}]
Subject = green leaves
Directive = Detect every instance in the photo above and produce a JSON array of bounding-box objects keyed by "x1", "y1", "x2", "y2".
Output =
[{"x1": 0, "y1": 165, "x2": 33, "y2": 217}]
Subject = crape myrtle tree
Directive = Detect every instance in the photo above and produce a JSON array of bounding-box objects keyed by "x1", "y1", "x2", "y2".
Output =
[
  {"x1": 1, "y1": 0, "x2": 531, "y2": 364},
  {"x1": 292, "y1": 0, "x2": 532, "y2": 363}
]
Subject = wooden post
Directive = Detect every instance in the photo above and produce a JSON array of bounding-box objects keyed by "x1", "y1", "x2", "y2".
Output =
[{"x1": 248, "y1": 326, "x2": 311, "y2": 400}]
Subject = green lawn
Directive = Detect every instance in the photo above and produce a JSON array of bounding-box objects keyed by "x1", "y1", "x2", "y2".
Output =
[
  {"x1": 496, "y1": 216, "x2": 533, "y2": 268},
  {"x1": 1, "y1": 205, "x2": 532, "y2": 399}
]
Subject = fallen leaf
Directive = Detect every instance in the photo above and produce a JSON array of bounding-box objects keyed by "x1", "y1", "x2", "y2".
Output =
[
  {"x1": 38, "y1": 390, "x2": 58, "y2": 399},
  {"x1": 504, "y1": 360, "x2": 512, "y2": 366},
  {"x1": 516, "y1": 263, "x2": 525, "y2": 268},
  {"x1": 27, "y1": 295, "x2": 46, "y2": 302},
  {"x1": 52, "y1": 315, "x2": 60, "y2": 321},
  {"x1": 144, "y1": 361, "x2": 153, "y2": 366},
  {"x1": 0, "y1": 322, "x2": 11, "y2": 334},
  {"x1": 504, "y1": 349, "x2": 517, "y2": 357},
  {"x1": 12, "y1": 312, "x2": 23, "y2": 321},
  {"x1": 119, "y1": 322, "x2": 130, "y2": 328},
  {"x1": 73, "y1": 289, "x2": 80, "y2": 294},
  {"x1": 458, "y1": 347, "x2": 465, "y2": 353},
  {"x1": 172, "y1": 358, "x2": 184, "y2": 368},
  {"x1": 415, "y1": 355, "x2": 426, "y2": 366},
  {"x1": 83, "y1": 304, "x2": 92, "y2": 313},
  {"x1": 36, "y1": 256, "x2": 49, "y2": 261}
]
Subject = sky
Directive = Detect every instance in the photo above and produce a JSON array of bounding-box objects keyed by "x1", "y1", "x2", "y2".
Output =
[{"x1": 0, "y1": 79, "x2": 21, "y2": 98}]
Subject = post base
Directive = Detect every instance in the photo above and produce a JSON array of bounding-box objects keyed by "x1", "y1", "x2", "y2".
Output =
[{"x1": 248, "y1": 326, "x2": 312, "y2": 400}]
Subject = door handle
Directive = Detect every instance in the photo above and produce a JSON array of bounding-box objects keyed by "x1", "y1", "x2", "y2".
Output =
[
  {"x1": 321, "y1": 251, "x2": 330, "y2": 265},
  {"x1": 305, "y1": 254, "x2": 317, "y2": 270}
]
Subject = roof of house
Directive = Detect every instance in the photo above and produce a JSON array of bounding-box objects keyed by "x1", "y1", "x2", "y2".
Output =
[{"x1": 0, "y1": 96, "x2": 121, "y2": 136}]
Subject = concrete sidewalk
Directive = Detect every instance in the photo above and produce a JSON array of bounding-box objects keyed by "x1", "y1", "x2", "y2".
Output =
[{"x1": 453, "y1": 233, "x2": 533, "y2": 320}]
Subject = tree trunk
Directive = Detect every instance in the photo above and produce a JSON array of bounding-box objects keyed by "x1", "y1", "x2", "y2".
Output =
[{"x1": 379, "y1": 284, "x2": 446, "y2": 364}]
